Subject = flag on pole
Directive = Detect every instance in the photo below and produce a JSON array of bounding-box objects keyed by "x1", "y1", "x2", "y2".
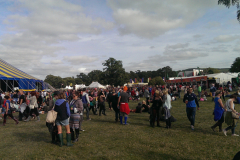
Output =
[
  {"x1": 142, "y1": 78, "x2": 144, "y2": 83},
  {"x1": 148, "y1": 78, "x2": 149, "y2": 83}
]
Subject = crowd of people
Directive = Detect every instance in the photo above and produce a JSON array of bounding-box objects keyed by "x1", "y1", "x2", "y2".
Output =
[{"x1": 0, "y1": 83, "x2": 240, "y2": 147}]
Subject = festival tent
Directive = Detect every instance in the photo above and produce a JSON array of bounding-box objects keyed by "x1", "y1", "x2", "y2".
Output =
[
  {"x1": 87, "y1": 82, "x2": 105, "y2": 89},
  {"x1": 75, "y1": 84, "x2": 86, "y2": 90},
  {"x1": 206, "y1": 73, "x2": 240, "y2": 84},
  {"x1": 0, "y1": 58, "x2": 51, "y2": 92},
  {"x1": 65, "y1": 85, "x2": 73, "y2": 90}
]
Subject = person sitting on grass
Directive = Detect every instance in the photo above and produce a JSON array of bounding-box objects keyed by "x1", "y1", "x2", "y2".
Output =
[
  {"x1": 130, "y1": 102, "x2": 143, "y2": 113},
  {"x1": 142, "y1": 100, "x2": 150, "y2": 112}
]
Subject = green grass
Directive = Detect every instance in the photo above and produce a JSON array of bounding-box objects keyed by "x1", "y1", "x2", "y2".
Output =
[{"x1": 1, "y1": 94, "x2": 240, "y2": 160}]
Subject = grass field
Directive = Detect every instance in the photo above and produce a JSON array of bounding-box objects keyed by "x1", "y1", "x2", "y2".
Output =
[{"x1": 1, "y1": 93, "x2": 240, "y2": 160}]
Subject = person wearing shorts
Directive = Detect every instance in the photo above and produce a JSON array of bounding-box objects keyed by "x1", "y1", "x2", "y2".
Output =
[{"x1": 54, "y1": 92, "x2": 73, "y2": 147}]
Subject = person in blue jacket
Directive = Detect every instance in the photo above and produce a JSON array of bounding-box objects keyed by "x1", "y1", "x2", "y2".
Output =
[{"x1": 183, "y1": 87, "x2": 200, "y2": 130}]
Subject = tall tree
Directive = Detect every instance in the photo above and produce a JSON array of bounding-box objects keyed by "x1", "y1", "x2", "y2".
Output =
[
  {"x1": 102, "y1": 57, "x2": 128, "y2": 86},
  {"x1": 76, "y1": 73, "x2": 90, "y2": 85},
  {"x1": 88, "y1": 70, "x2": 103, "y2": 83},
  {"x1": 229, "y1": 57, "x2": 240, "y2": 72},
  {"x1": 218, "y1": 0, "x2": 240, "y2": 21},
  {"x1": 44, "y1": 75, "x2": 64, "y2": 88}
]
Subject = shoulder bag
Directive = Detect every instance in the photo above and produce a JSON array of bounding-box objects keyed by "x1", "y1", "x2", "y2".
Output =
[
  {"x1": 226, "y1": 100, "x2": 239, "y2": 119},
  {"x1": 46, "y1": 105, "x2": 58, "y2": 123},
  {"x1": 30, "y1": 99, "x2": 37, "y2": 109}
]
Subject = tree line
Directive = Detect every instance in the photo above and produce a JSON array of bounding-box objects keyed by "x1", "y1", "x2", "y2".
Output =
[{"x1": 44, "y1": 57, "x2": 240, "y2": 88}]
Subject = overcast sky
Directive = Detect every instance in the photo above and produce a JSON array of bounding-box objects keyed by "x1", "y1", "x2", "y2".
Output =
[{"x1": 0, "y1": 0, "x2": 239, "y2": 80}]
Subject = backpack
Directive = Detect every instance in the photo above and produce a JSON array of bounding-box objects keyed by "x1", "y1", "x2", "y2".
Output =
[{"x1": 82, "y1": 95, "x2": 88, "y2": 104}]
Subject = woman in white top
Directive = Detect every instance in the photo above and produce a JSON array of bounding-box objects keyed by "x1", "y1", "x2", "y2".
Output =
[
  {"x1": 24, "y1": 92, "x2": 40, "y2": 122},
  {"x1": 223, "y1": 94, "x2": 238, "y2": 136},
  {"x1": 163, "y1": 89, "x2": 172, "y2": 129}
]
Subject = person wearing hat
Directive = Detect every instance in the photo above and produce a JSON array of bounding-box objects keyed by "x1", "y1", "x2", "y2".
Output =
[
  {"x1": 183, "y1": 87, "x2": 199, "y2": 130},
  {"x1": 118, "y1": 86, "x2": 130, "y2": 125}
]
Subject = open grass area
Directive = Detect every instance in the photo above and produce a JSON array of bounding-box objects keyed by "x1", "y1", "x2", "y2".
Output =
[{"x1": 1, "y1": 94, "x2": 240, "y2": 160}]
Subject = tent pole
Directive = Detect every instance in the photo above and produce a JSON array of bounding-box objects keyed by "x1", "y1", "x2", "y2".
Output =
[{"x1": 0, "y1": 78, "x2": 14, "y2": 92}]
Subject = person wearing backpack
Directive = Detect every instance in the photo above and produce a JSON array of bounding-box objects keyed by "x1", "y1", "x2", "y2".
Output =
[{"x1": 82, "y1": 88, "x2": 91, "y2": 120}]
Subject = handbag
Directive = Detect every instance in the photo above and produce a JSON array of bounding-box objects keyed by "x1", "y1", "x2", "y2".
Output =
[
  {"x1": 10, "y1": 103, "x2": 16, "y2": 112},
  {"x1": 226, "y1": 100, "x2": 239, "y2": 119},
  {"x1": 232, "y1": 112, "x2": 239, "y2": 119},
  {"x1": 46, "y1": 105, "x2": 58, "y2": 123},
  {"x1": 30, "y1": 100, "x2": 36, "y2": 109}
]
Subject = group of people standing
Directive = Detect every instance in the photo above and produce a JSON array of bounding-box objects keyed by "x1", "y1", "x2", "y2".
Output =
[{"x1": 1, "y1": 84, "x2": 240, "y2": 147}]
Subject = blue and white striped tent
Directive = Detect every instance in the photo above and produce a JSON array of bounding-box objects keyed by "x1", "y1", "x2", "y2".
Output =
[{"x1": 0, "y1": 58, "x2": 50, "y2": 92}]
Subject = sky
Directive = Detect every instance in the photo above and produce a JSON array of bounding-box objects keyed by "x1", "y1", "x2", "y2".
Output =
[{"x1": 0, "y1": 0, "x2": 240, "y2": 80}]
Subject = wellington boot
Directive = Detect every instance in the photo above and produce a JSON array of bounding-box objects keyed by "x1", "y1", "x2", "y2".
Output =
[
  {"x1": 70, "y1": 128, "x2": 75, "y2": 141},
  {"x1": 66, "y1": 133, "x2": 74, "y2": 147},
  {"x1": 57, "y1": 133, "x2": 64, "y2": 147},
  {"x1": 24, "y1": 116, "x2": 31, "y2": 122},
  {"x1": 73, "y1": 129, "x2": 79, "y2": 143}
]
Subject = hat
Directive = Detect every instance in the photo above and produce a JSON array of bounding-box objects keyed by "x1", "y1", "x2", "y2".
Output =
[
  {"x1": 123, "y1": 86, "x2": 128, "y2": 91},
  {"x1": 53, "y1": 91, "x2": 60, "y2": 96}
]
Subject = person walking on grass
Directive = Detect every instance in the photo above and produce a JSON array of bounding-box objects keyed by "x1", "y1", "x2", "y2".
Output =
[
  {"x1": 54, "y1": 92, "x2": 73, "y2": 147},
  {"x1": 223, "y1": 94, "x2": 239, "y2": 136},
  {"x1": 197, "y1": 84, "x2": 202, "y2": 100},
  {"x1": 210, "y1": 84, "x2": 217, "y2": 101},
  {"x1": 183, "y1": 87, "x2": 199, "y2": 130},
  {"x1": 3, "y1": 95, "x2": 19, "y2": 126},
  {"x1": 82, "y1": 88, "x2": 91, "y2": 120},
  {"x1": 118, "y1": 86, "x2": 130, "y2": 125},
  {"x1": 24, "y1": 92, "x2": 40, "y2": 122},
  {"x1": 69, "y1": 91, "x2": 83, "y2": 143},
  {"x1": 211, "y1": 90, "x2": 227, "y2": 132}
]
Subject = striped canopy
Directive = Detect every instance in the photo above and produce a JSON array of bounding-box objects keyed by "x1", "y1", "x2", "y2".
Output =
[{"x1": 0, "y1": 58, "x2": 44, "y2": 91}]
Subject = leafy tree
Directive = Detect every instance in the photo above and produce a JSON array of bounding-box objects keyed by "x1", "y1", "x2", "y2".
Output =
[
  {"x1": 102, "y1": 57, "x2": 128, "y2": 86},
  {"x1": 44, "y1": 75, "x2": 64, "y2": 88},
  {"x1": 218, "y1": 0, "x2": 240, "y2": 22},
  {"x1": 203, "y1": 68, "x2": 220, "y2": 74},
  {"x1": 148, "y1": 76, "x2": 165, "y2": 86},
  {"x1": 62, "y1": 77, "x2": 75, "y2": 87},
  {"x1": 88, "y1": 70, "x2": 103, "y2": 83},
  {"x1": 76, "y1": 73, "x2": 90, "y2": 85},
  {"x1": 230, "y1": 57, "x2": 240, "y2": 72}
]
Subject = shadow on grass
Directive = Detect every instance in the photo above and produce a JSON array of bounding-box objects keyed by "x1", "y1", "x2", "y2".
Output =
[{"x1": 12, "y1": 130, "x2": 50, "y2": 143}]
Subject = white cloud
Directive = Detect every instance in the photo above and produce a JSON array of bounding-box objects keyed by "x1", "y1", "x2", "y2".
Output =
[
  {"x1": 64, "y1": 56, "x2": 99, "y2": 65},
  {"x1": 166, "y1": 43, "x2": 189, "y2": 50},
  {"x1": 0, "y1": 0, "x2": 113, "y2": 79},
  {"x1": 126, "y1": 43, "x2": 208, "y2": 71},
  {"x1": 108, "y1": 0, "x2": 217, "y2": 38},
  {"x1": 213, "y1": 35, "x2": 240, "y2": 43}
]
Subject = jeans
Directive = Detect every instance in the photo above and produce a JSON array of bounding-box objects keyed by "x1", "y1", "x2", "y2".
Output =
[
  {"x1": 146, "y1": 97, "x2": 149, "y2": 105},
  {"x1": 186, "y1": 107, "x2": 196, "y2": 126},
  {"x1": 198, "y1": 92, "x2": 201, "y2": 99},
  {"x1": 225, "y1": 122, "x2": 238, "y2": 134},
  {"x1": 99, "y1": 102, "x2": 106, "y2": 116},
  {"x1": 178, "y1": 92, "x2": 181, "y2": 98},
  {"x1": 83, "y1": 103, "x2": 89, "y2": 119},
  {"x1": 115, "y1": 109, "x2": 120, "y2": 121}
]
